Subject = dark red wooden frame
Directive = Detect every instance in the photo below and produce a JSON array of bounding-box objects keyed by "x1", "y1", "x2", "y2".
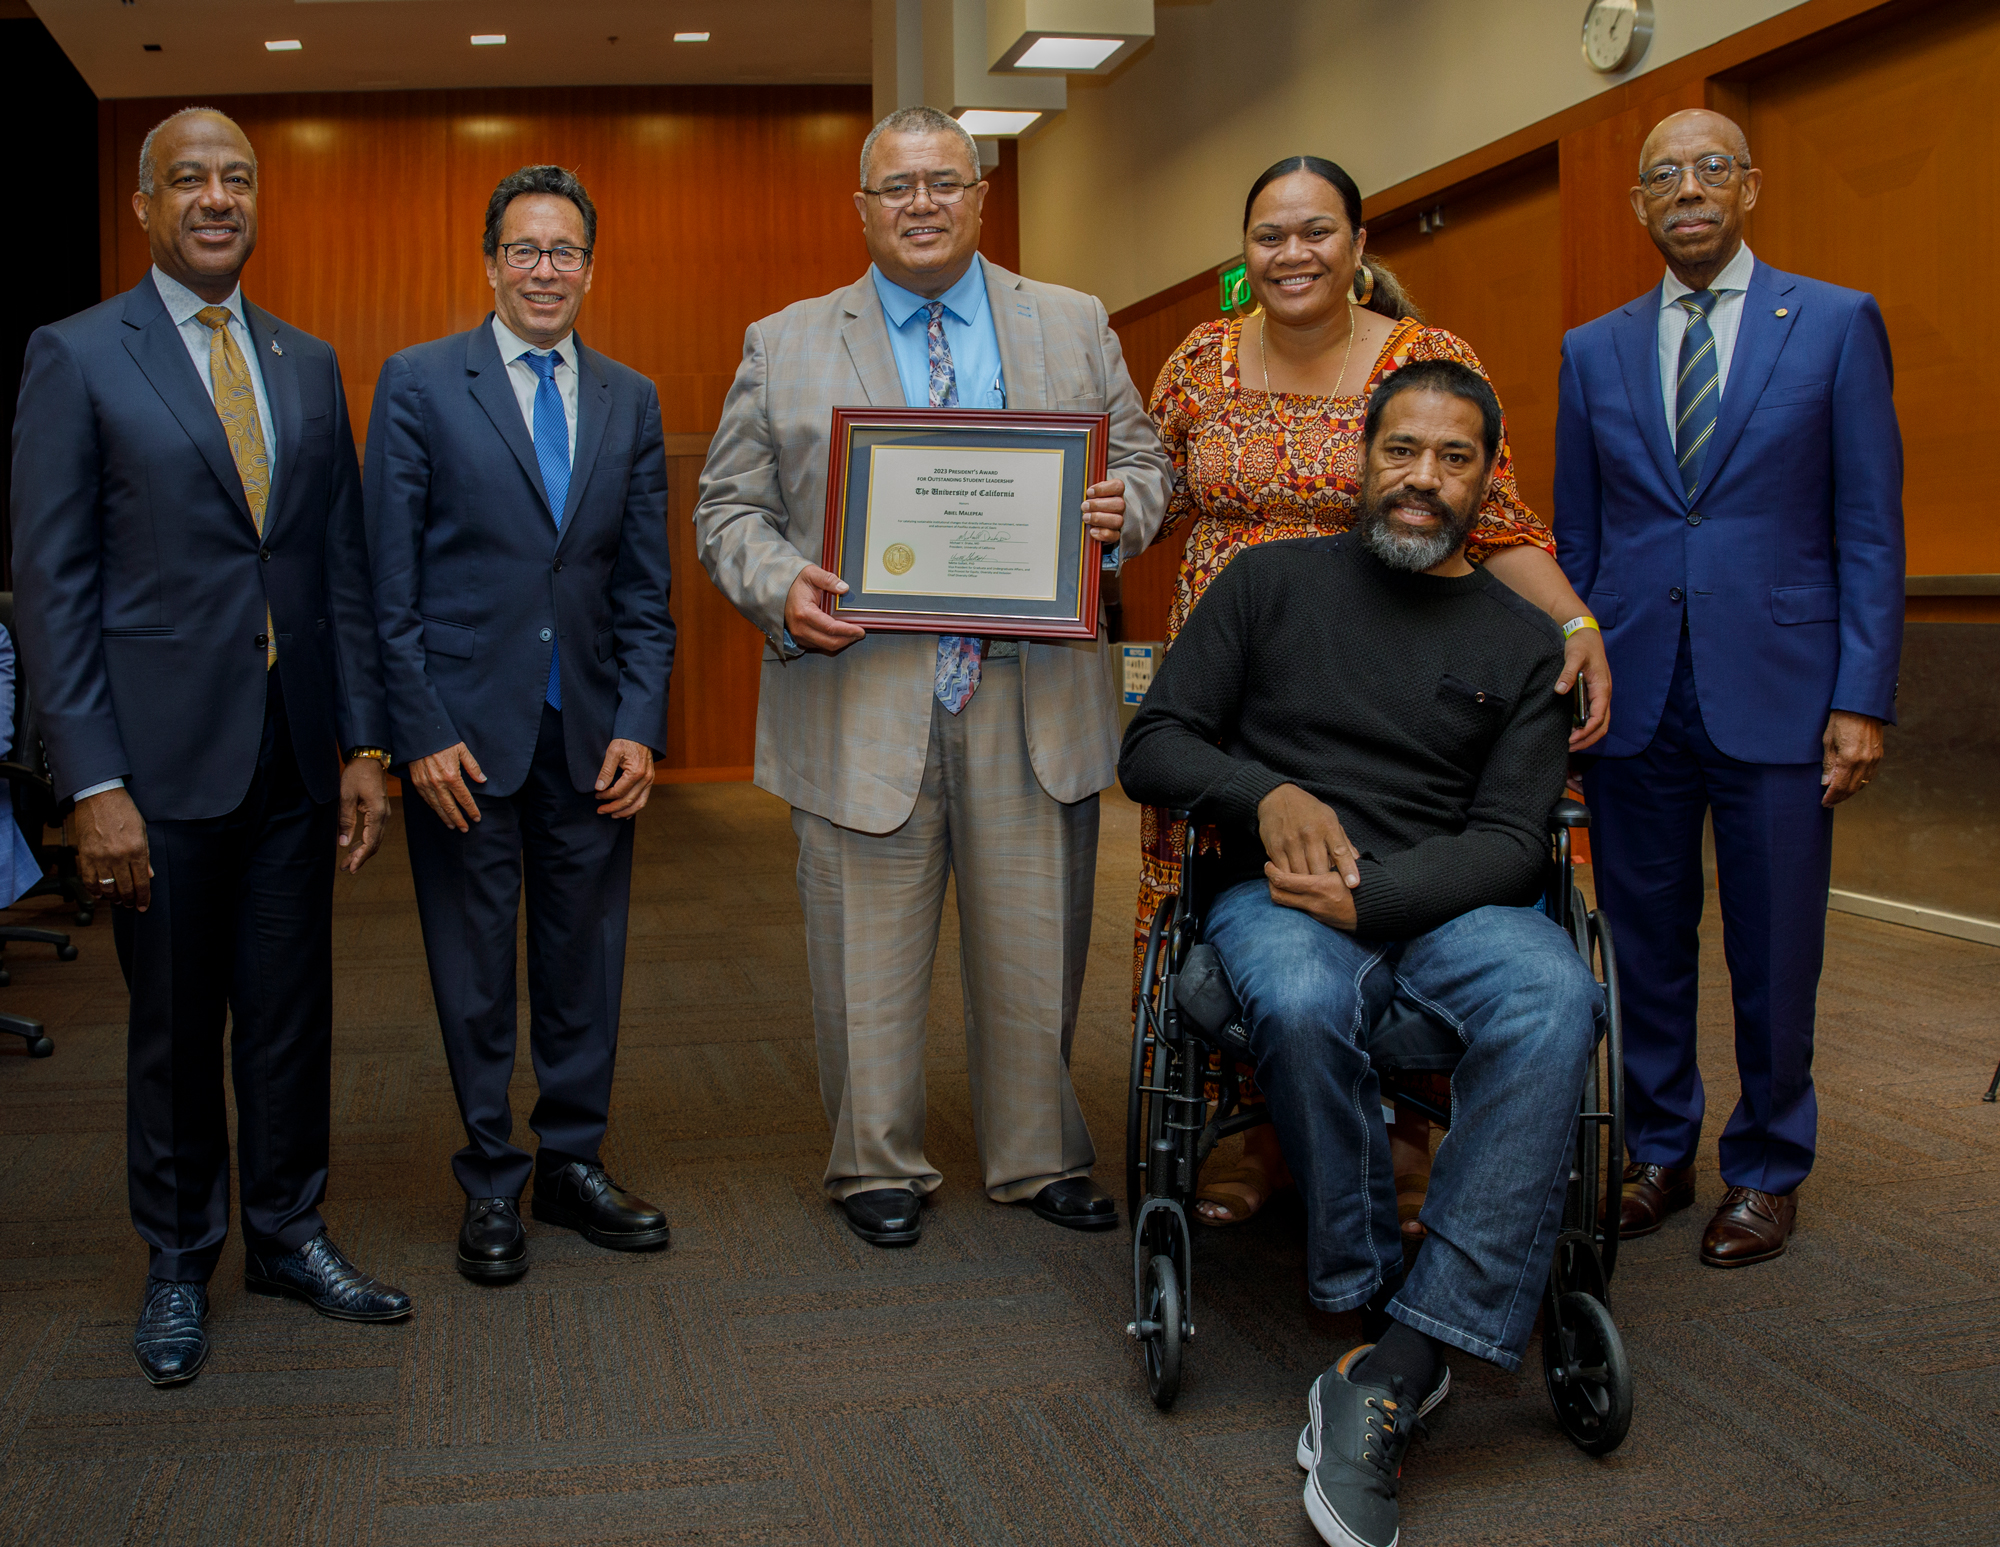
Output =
[{"x1": 818, "y1": 405, "x2": 1110, "y2": 640}]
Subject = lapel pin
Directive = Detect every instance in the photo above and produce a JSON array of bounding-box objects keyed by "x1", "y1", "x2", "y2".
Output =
[
  {"x1": 270, "y1": 338, "x2": 284, "y2": 356},
  {"x1": 1774, "y1": 308, "x2": 1788, "y2": 318}
]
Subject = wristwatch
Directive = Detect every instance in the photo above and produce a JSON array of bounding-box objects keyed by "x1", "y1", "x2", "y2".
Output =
[{"x1": 347, "y1": 746, "x2": 392, "y2": 768}]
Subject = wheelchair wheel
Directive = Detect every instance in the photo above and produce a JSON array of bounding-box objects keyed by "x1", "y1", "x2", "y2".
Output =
[
  {"x1": 1542, "y1": 1290, "x2": 1633, "y2": 1456},
  {"x1": 1127, "y1": 896, "x2": 1175, "y2": 1221},
  {"x1": 1139, "y1": 1253, "x2": 1184, "y2": 1409}
]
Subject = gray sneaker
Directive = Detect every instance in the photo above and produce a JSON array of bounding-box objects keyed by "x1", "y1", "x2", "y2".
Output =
[
  {"x1": 1300, "y1": 1344, "x2": 1427, "y2": 1547},
  {"x1": 1297, "y1": 1342, "x2": 1449, "y2": 1469}
]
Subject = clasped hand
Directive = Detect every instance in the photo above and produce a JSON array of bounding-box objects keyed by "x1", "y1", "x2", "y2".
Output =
[{"x1": 1257, "y1": 782, "x2": 1360, "y2": 931}]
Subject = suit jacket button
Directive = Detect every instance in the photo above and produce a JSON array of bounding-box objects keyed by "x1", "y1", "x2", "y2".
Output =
[
  {"x1": 553, "y1": 560, "x2": 564, "y2": 573},
  {"x1": 260, "y1": 548, "x2": 272, "y2": 561},
  {"x1": 1669, "y1": 588, "x2": 1684, "y2": 603},
  {"x1": 255, "y1": 632, "x2": 269, "y2": 648},
  {"x1": 539, "y1": 628, "x2": 553, "y2": 642},
  {"x1": 1687, "y1": 512, "x2": 1703, "y2": 525}
]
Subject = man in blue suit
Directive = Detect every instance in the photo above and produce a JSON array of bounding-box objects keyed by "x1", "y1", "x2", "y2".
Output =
[
  {"x1": 11, "y1": 107, "x2": 411, "y2": 1385},
  {"x1": 364, "y1": 166, "x2": 675, "y2": 1282},
  {"x1": 1555, "y1": 110, "x2": 1903, "y2": 1268}
]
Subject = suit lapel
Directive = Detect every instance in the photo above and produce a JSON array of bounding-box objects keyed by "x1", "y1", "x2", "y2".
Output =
[
  {"x1": 465, "y1": 318, "x2": 554, "y2": 515},
  {"x1": 1688, "y1": 262, "x2": 1799, "y2": 506},
  {"x1": 556, "y1": 340, "x2": 613, "y2": 544},
  {"x1": 983, "y1": 259, "x2": 1045, "y2": 409},
  {"x1": 838, "y1": 275, "x2": 907, "y2": 406},
  {"x1": 244, "y1": 302, "x2": 299, "y2": 538},
  {"x1": 1608, "y1": 287, "x2": 1683, "y2": 503},
  {"x1": 121, "y1": 278, "x2": 254, "y2": 527}
]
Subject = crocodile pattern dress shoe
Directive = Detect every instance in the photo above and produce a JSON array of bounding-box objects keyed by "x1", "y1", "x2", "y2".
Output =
[
  {"x1": 841, "y1": 1188, "x2": 923, "y2": 1247},
  {"x1": 134, "y1": 1278, "x2": 209, "y2": 1386},
  {"x1": 245, "y1": 1233, "x2": 414, "y2": 1321},
  {"x1": 1700, "y1": 1186, "x2": 1796, "y2": 1268},
  {"x1": 531, "y1": 1162, "x2": 671, "y2": 1250},
  {"x1": 1619, "y1": 1162, "x2": 1696, "y2": 1238},
  {"x1": 1028, "y1": 1176, "x2": 1118, "y2": 1232},
  {"x1": 458, "y1": 1197, "x2": 527, "y2": 1282}
]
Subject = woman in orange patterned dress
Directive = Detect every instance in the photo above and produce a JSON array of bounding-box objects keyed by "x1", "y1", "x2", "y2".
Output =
[{"x1": 1139, "y1": 156, "x2": 1612, "y2": 1229}]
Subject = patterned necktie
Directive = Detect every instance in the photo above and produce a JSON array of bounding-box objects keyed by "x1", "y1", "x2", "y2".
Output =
[
  {"x1": 926, "y1": 301, "x2": 983, "y2": 714},
  {"x1": 1674, "y1": 289, "x2": 1721, "y2": 503},
  {"x1": 525, "y1": 350, "x2": 570, "y2": 711},
  {"x1": 195, "y1": 305, "x2": 276, "y2": 668}
]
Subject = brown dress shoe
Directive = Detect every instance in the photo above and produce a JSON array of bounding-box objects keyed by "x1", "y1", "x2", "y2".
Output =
[
  {"x1": 1619, "y1": 1162, "x2": 1695, "y2": 1238},
  {"x1": 1700, "y1": 1186, "x2": 1797, "y2": 1268}
]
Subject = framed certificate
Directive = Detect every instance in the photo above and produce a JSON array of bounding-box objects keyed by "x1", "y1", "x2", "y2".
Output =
[{"x1": 818, "y1": 406, "x2": 1109, "y2": 640}]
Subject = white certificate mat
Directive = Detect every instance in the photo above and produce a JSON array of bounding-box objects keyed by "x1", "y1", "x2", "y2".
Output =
[{"x1": 860, "y1": 445, "x2": 1066, "y2": 601}]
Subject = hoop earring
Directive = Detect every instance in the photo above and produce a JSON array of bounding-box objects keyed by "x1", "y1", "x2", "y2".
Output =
[{"x1": 1350, "y1": 265, "x2": 1375, "y2": 307}]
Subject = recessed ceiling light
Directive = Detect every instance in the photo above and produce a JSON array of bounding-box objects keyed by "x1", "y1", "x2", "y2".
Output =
[
  {"x1": 265, "y1": 40, "x2": 303, "y2": 52},
  {"x1": 471, "y1": 34, "x2": 506, "y2": 46},
  {"x1": 143, "y1": 43, "x2": 162, "y2": 52},
  {"x1": 1014, "y1": 36, "x2": 1122, "y2": 70},
  {"x1": 673, "y1": 32, "x2": 710, "y2": 42},
  {"x1": 956, "y1": 109, "x2": 1041, "y2": 136}
]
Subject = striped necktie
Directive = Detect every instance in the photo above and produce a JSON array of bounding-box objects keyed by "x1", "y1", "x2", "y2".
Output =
[
  {"x1": 525, "y1": 349, "x2": 570, "y2": 710},
  {"x1": 195, "y1": 306, "x2": 277, "y2": 668},
  {"x1": 1674, "y1": 289, "x2": 1721, "y2": 503},
  {"x1": 926, "y1": 301, "x2": 983, "y2": 715}
]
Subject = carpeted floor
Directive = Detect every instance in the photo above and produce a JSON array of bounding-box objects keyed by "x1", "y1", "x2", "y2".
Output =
[{"x1": 0, "y1": 783, "x2": 1995, "y2": 1545}]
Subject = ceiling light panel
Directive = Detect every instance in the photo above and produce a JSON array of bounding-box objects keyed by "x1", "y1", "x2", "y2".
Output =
[
  {"x1": 1013, "y1": 36, "x2": 1121, "y2": 70},
  {"x1": 673, "y1": 32, "x2": 710, "y2": 42},
  {"x1": 265, "y1": 39, "x2": 304, "y2": 52},
  {"x1": 955, "y1": 109, "x2": 1040, "y2": 136},
  {"x1": 987, "y1": 0, "x2": 1152, "y2": 74}
]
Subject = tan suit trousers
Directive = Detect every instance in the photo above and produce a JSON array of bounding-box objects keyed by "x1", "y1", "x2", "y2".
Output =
[{"x1": 791, "y1": 658, "x2": 1099, "y2": 1203}]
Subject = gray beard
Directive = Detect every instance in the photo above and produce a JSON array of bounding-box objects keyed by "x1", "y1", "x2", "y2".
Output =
[{"x1": 1359, "y1": 502, "x2": 1472, "y2": 573}]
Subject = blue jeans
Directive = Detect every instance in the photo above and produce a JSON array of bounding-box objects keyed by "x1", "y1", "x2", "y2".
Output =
[{"x1": 1206, "y1": 883, "x2": 1600, "y2": 1370}]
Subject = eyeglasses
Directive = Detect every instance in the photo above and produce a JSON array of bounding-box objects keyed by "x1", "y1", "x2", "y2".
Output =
[
  {"x1": 860, "y1": 177, "x2": 973, "y2": 209},
  {"x1": 1640, "y1": 155, "x2": 1747, "y2": 198},
  {"x1": 498, "y1": 242, "x2": 592, "y2": 272}
]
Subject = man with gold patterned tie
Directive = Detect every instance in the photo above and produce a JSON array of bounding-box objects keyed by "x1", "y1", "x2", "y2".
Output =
[{"x1": 10, "y1": 107, "x2": 410, "y2": 1387}]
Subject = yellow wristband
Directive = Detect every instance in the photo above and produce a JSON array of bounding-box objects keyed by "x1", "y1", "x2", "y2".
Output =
[{"x1": 1560, "y1": 616, "x2": 1600, "y2": 639}]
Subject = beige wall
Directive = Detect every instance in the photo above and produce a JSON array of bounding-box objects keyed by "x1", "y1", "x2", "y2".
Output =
[{"x1": 1019, "y1": 0, "x2": 1805, "y2": 311}]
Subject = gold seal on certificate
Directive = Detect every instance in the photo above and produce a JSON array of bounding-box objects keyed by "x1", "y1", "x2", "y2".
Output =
[{"x1": 819, "y1": 407, "x2": 1109, "y2": 640}]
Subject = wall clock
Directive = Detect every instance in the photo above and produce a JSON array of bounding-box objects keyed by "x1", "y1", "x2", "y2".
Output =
[{"x1": 1582, "y1": 0, "x2": 1654, "y2": 74}]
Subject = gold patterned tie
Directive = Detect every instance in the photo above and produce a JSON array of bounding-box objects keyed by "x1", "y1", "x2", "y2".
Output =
[{"x1": 195, "y1": 305, "x2": 276, "y2": 667}]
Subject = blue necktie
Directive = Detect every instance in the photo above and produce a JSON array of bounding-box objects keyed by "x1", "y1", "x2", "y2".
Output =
[
  {"x1": 925, "y1": 302, "x2": 983, "y2": 714},
  {"x1": 1674, "y1": 289, "x2": 1721, "y2": 503},
  {"x1": 525, "y1": 350, "x2": 569, "y2": 710}
]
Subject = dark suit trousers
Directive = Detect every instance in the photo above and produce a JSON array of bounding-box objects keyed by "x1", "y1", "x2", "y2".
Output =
[
  {"x1": 404, "y1": 703, "x2": 634, "y2": 1200},
  {"x1": 1583, "y1": 627, "x2": 1833, "y2": 1196},
  {"x1": 116, "y1": 673, "x2": 335, "y2": 1282}
]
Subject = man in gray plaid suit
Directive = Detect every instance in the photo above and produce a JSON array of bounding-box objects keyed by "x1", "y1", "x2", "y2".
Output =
[{"x1": 695, "y1": 106, "x2": 1170, "y2": 1247}]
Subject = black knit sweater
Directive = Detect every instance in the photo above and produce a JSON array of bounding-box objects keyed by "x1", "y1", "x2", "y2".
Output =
[{"x1": 1118, "y1": 535, "x2": 1570, "y2": 940}]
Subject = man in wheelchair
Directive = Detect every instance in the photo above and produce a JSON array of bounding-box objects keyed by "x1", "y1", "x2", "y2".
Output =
[{"x1": 1120, "y1": 359, "x2": 1602, "y2": 1547}]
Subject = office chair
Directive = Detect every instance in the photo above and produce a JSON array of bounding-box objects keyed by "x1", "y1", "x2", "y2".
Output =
[{"x1": 0, "y1": 593, "x2": 77, "y2": 1057}]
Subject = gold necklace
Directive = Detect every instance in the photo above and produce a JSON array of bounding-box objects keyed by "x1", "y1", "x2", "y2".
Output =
[{"x1": 1258, "y1": 301, "x2": 1358, "y2": 405}]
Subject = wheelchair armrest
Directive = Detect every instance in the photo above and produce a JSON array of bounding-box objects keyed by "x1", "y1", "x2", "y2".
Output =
[{"x1": 1551, "y1": 797, "x2": 1590, "y2": 831}]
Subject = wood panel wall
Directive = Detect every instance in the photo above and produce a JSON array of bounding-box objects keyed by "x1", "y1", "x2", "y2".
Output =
[
  {"x1": 1104, "y1": 0, "x2": 1995, "y2": 638},
  {"x1": 97, "y1": 86, "x2": 1025, "y2": 774}
]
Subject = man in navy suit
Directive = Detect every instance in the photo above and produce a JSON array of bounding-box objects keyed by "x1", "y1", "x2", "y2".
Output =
[
  {"x1": 364, "y1": 166, "x2": 675, "y2": 1281},
  {"x1": 1555, "y1": 110, "x2": 1903, "y2": 1267},
  {"x1": 10, "y1": 108, "x2": 412, "y2": 1385}
]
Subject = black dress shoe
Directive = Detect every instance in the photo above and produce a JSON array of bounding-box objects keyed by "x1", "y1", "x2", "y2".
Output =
[
  {"x1": 245, "y1": 1232, "x2": 413, "y2": 1322},
  {"x1": 458, "y1": 1197, "x2": 527, "y2": 1282},
  {"x1": 134, "y1": 1277, "x2": 209, "y2": 1387},
  {"x1": 531, "y1": 1162, "x2": 671, "y2": 1250},
  {"x1": 1029, "y1": 1176, "x2": 1117, "y2": 1232},
  {"x1": 842, "y1": 1188, "x2": 922, "y2": 1247}
]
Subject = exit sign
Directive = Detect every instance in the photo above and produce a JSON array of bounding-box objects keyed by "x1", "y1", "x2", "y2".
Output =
[{"x1": 1219, "y1": 262, "x2": 1252, "y2": 315}]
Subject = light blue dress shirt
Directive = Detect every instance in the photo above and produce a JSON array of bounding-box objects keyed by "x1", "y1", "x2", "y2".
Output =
[
  {"x1": 1657, "y1": 242, "x2": 1756, "y2": 439},
  {"x1": 869, "y1": 253, "x2": 1006, "y2": 410}
]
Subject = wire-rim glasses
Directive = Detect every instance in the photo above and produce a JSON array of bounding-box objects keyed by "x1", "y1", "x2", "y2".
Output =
[
  {"x1": 498, "y1": 242, "x2": 593, "y2": 272},
  {"x1": 860, "y1": 178, "x2": 973, "y2": 209},
  {"x1": 1640, "y1": 155, "x2": 1747, "y2": 198}
]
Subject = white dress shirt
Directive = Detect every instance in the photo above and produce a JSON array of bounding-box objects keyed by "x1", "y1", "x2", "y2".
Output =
[
  {"x1": 77, "y1": 270, "x2": 283, "y2": 806},
  {"x1": 1657, "y1": 242, "x2": 1757, "y2": 439},
  {"x1": 491, "y1": 315, "x2": 578, "y2": 464}
]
